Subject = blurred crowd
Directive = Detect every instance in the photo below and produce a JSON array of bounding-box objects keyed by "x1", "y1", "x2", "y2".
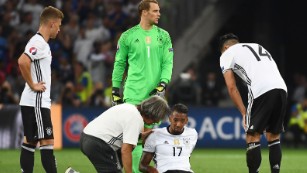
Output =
[
  {"x1": 0, "y1": 0, "x2": 307, "y2": 146},
  {"x1": 0, "y1": 0, "x2": 141, "y2": 107}
]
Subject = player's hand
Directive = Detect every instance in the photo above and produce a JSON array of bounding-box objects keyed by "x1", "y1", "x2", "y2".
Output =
[
  {"x1": 31, "y1": 82, "x2": 46, "y2": 92},
  {"x1": 147, "y1": 167, "x2": 158, "y2": 173},
  {"x1": 242, "y1": 114, "x2": 247, "y2": 131},
  {"x1": 140, "y1": 129, "x2": 153, "y2": 141},
  {"x1": 149, "y1": 82, "x2": 167, "y2": 97},
  {"x1": 112, "y1": 87, "x2": 123, "y2": 106}
]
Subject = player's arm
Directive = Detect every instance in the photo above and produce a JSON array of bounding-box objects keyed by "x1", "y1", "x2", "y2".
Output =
[
  {"x1": 18, "y1": 53, "x2": 46, "y2": 92},
  {"x1": 150, "y1": 32, "x2": 173, "y2": 97},
  {"x1": 111, "y1": 33, "x2": 128, "y2": 105},
  {"x1": 160, "y1": 32, "x2": 173, "y2": 84},
  {"x1": 223, "y1": 70, "x2": 246, "y2": 117},
  {"x1": 112, "y1": 33, "x2": 128, "y2": 89},
  {"x1": 121, "y1": 143, "x2": 134, "y2": 173},
  {"x1": 139, "y1": 151, "x2": 158, "y2": 173}
]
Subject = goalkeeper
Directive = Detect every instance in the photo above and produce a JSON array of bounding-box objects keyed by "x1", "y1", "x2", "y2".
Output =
[{"x1": 111, "y1": 0, "x2": 173, "y2": 172}]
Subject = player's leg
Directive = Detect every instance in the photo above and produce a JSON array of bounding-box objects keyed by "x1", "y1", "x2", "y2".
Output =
[
  {"x1": 245, "y1": 91, "x2": 274, "y2": 173},
  {"x1": 265, "y1": 89, "x2": 287, "y2": 173},
  {"x1": 266, "y1": 133, "x2": 282, "y2": 173},
  {"x1": 40, "y1": 139, "x2": 57, "y2": 173},
  {"x1": 246, "y1": 133, "x2": 262, "y2": 173},
  {"x1": 132, "y1": 144, "x2": 143, "y2": 173},
  {"x1": 20, "y1": 106, "x2": 38, "y2": 173},
  {"x1": 38, "y1": 107, "x2": 57, "y2": 173},
  {"x1": 80, "y1": 132, "x2": 122, "y2": 173},
  {"x1": 20, "y1": 137, "x2": 37, "y2": 173}
]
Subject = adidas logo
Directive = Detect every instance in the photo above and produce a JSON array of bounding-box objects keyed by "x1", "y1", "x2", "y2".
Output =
[
  {"x1": 273, "y1": 164, "x2": 280, "y2": 169},
  {"x1": 164, "y1": 141, "x2": 169, "y2": 144},
  {"x1": 135, "y1": 39, "x2": 139, "y2": 43}
]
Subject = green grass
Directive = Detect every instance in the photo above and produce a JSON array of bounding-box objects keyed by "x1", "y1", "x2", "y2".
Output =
[{"x1": 0, "y1": 148, "x2": 306, "y2": 173}]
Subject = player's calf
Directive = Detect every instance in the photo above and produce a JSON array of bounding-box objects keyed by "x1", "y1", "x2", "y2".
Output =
[
  {"x1": 20, "y1": 143, "x2": 36, "y2": 173},
  {"x1": 246, "y1": 142, "x2": 261, "y2": 173},
  {"x1": 268, "y1": 139, "x2": 281, "y2": 173}
]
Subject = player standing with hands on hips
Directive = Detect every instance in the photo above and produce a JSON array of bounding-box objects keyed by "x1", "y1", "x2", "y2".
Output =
[
  {"x1": 219, "y1": 33, "x2": 287, "y2": 173},
  {"x1": 111, "y1": 0, "x2": 173, "y2": 172},
  {"x1": 18, "y1": 6, "x2": 63, "y2": 173}
]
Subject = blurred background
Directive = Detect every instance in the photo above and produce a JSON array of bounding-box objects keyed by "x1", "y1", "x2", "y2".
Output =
[{"x1": 0, "y1": 0, "x2": 307, "y2": 149}]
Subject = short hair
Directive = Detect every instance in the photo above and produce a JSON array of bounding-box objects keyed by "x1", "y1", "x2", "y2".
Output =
[
  {"x1": 138, "y1": 0, "x2": 158, "y2": 17},
  {"x1": 140, "y1": 95, "x2": 170, "y2": 122},
  {"x1": 218, "y1": 33, "x2": 239, "y2": 52},
  {"x1": 40, "y1": 6, "x2": 64, "y2": 25},
  {"x1": 171, "y1": 103, "x2": 188, "y2": 115}
]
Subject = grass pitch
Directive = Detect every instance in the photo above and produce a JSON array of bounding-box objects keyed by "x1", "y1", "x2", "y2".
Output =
[{"x1": 0, "y1": 148, "x2": 306, "y2": 173}]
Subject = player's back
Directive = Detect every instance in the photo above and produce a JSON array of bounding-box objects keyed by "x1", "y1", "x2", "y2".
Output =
[{"x1": 221, "y1": 43, "x2": 287, "y2": 98}]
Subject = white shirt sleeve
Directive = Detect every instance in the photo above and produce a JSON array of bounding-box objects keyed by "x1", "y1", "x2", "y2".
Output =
[
  {"x1": 143, "y1": 131, "x2": 156, "y2": 153},
  {"x1": 24, "y1": 39, "x2": 47, "y2": 61},
  {"x1": 122, "y1": 116, "x2": 143, "y2": 146},
  {"x1": 220, "y1": 48, "x2": 235, "y2": 74}
]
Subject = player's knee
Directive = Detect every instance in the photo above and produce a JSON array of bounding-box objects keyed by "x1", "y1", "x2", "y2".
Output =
[
  {"x1": 246, "y1": 132, "x2": 261, "y2": 143},
  {"x1": 40, "y1": 139, "x2": 54, "y2": 146},
  {"x1": 265, "y1": 133, "x2": 280, "y2": 142}
]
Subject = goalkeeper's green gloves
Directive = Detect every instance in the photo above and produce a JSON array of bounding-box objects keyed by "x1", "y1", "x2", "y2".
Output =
[
  {"x1": 111, "y1": 87, "x2": 123, "y2": 106},
  {"x1": 149, "y1": 82, "x2": 167, "y2": 97}
]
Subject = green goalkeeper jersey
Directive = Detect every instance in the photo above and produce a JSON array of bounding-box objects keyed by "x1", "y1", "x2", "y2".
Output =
[{"x1": 112, "y1": 24, "x2": 173, "y2": 105}]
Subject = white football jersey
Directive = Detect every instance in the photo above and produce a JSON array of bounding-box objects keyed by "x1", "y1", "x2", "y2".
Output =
[
  {"x1": 83, "y1": 103, "x2": 144, "y2": 150},
  {"x1": 220, "y1": 43, "x2": 287, "y2": 100},
  {"x1": 143, "y1": 126, "x2": 198, "y2": 173},
  {"x1": 20, "y1": 33, "x2": 52, "y2": 108}
]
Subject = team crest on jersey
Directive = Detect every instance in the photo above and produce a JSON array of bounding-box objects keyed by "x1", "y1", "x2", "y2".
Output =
[
  {"x1": 29, "y1": 47, "x2": 37, "y2": 55},
  {"x1": 183, "y1": 138, "x2": 190, "y2": 146},
  {"x1": 145, "y1": 36, "x2": 151, "y2": 44},
  {"x1": 46, "y1": 127, "x2": 53, "y2": 136},
  {"x1": 174, "y1": 138, "x2": 180, "y2": 145}
]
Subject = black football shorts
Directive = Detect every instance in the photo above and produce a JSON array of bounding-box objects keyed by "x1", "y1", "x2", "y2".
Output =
[
  {"x1": 21, "y1": 106, "x2": 54, "y2": 142},
  {"x1": 246, "y1": 89, "x2": 287, "y2": 134}
]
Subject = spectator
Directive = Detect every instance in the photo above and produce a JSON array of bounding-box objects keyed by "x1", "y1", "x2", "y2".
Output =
[
  {"x1": 60, "y1": 81, "x2": 81, "y2": 107},
  {"x1": 88, "y1": 81, "x2": 106, "y2": 107},
  {"x1": 171, "y1": 72, "x2": 198, "y2": 105},
  {"x1": 18, "y1": 11, "x2": 36, "y2": 35},
  {"x1": 74, "y1": 61, "x2": 93, "y2": 105},
  {"x1": 21, "y1": 0, "x2": 43, "y2": 28},
  {"x1": 73, "y1": 27, "x2": 93, "y2": 65},
  {"x1": 287, "y1": 96, "x2": 307, "y2": 147},
  {"x1": 103, "y1": 1, "x2": 128, "y2": 39},
  {"x1": 50, "y1": 70, "x2": 63, "y2": 104},
  {"x1": 201, "y1": 72, "x2": 223, "y2": 107}
]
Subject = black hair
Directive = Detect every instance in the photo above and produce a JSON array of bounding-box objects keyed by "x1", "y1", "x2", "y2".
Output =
[
  {"x1": 218, "y1": 33, "x2": 239, "y2": 51},
  {"x1": 171, "y1": 103, "x2": 188, "y2": 114}
]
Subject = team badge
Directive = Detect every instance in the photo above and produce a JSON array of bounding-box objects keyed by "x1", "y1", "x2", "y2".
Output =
[
  {"x1": 29, "y1": 47, "x2": 37, "y2": 55},
  {"x1": 174, "y1": 138, "x2": 180, "y2": 145},
  {"x1": 145, "y1": 36, "x2": 151, "y2": 44},
  {"x1": 46, "y1": 127, "x2": 53, "y2": 136},
  {"x1": 183, "y1": 138, "x2": 190, "y2": 146}
]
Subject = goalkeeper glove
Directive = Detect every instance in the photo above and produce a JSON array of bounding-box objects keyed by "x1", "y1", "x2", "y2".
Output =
[
  {"x1": 149, "y1": 82, "x2": 167, "y2": 97},
  {"x1": 112, "y1": 87, "x2": 123, "y2": 106}
]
